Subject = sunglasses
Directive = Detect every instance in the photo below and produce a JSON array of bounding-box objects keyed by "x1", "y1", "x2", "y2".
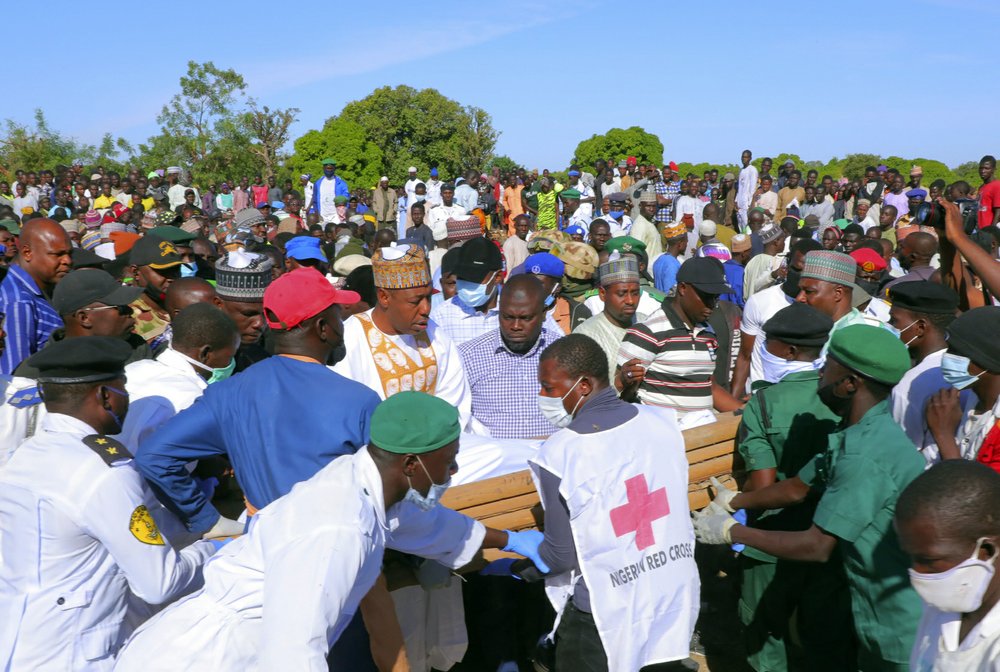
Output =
[{"x1": 81, "y1": 304, "x2": 133, "y2": 316}]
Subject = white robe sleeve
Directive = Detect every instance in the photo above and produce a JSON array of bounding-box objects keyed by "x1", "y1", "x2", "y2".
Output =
[
  {"x1": 386, "y1": 500, "x2": 486, "y2": 569},
  {"x1": 259, "y1": 530, "x2": 371, "y2": 672},
  {"x1": 432, "y1": 327, "x2": 473, "y2": 429}
]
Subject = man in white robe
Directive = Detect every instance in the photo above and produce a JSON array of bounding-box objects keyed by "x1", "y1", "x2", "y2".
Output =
[
  {"x1": 736, "y1": 149, "x2": 759, "y2": 232},
  {"x1": 115, "y1": 393, "x2": 549, "y2": 671}
]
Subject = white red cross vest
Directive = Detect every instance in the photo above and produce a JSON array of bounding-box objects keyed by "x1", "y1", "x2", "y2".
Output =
[{"x1": 530, "y1": 406, "x2": 700, "y2": 672}]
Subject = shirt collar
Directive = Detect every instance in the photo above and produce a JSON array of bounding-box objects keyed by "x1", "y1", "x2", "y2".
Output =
[
  {"x1": 8, "y1": 264, "x2": 43, "y2": 298},
  {"x1": 660, "y1": 298, "x2": 713, "y2": 335},
  {"x1": 491, "y1": 328, "x2": 550, "y2": 357},
  {"x1": 156, "y1": 348, "x2": 209, "y2": 388}
]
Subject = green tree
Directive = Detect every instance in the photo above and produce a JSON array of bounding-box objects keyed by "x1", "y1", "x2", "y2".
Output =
[
  {"x1": 285, "y1": 118, "x2": 384, "y2": 189},
  {"x1": 572, "y1": 127, "x2": 663, "y2": 168},
  {"x1": 953, "y1": 161, "x2": 981, "y2": 185},
  {"x1": 334, "y1": 85, "x2": 498, "y2": 180},
  {"x1": 0, "y1": 109, "x2": 128, "y2": 176},
  {"x1": 157, "y1": 61, "x2": 249, "y2": 169},
  {"x1": 486, "y1": 155, "x2": 522, "y2": 174},
  {"x1": 837, "y1": 153, "x2": 882, "y2": 180},
  {"x1": 242, "y1": 100, "x2": 300, "y2": 182}
]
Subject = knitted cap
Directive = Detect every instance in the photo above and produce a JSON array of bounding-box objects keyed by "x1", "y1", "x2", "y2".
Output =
[
  {"x1": 371, "y1": 243, "x2": 431, "y2": 289},
  {"x1": 801, "y1": 250, "x2": 857, "y2": 287},
  {"x1": 215, "y1": 249, "x2": 274, "y2": 303},
  {"x1": 234, "y1": 207, "x2": 266, "y2": 229},
  {"x1": 598, "y1": 251, "x2": 640, "y2": 287},
  {"x1": 99, "y1": 222, "x2": 127, "y2": 238},
  {"x1": 759, "y1": 223, "x2": 783, "y2": 244},
  {"x1": 446, "y1": 216, "x2": 481, "y2": 243}
]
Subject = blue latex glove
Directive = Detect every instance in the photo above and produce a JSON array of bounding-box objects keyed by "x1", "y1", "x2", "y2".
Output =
[
  {"x1": 480, "y1": 558, "x2": 521, "y2": 579},
  {"x1": 503, "y1": 529, "x2": 550, "y2": 573},
  {"x1": 208, "y1": 538, "x2": 232, "y2": 552},
  {"x1": 195, "y1": 476, "x2": 219, "y2": 501},
  {"x1": 731, "y1": 509, "x2": 748, "y2": 552}
]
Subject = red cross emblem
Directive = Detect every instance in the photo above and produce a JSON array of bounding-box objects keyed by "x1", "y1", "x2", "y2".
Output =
[{"x1": 609, "y1": 475, "x2": 669, "y2": 550}]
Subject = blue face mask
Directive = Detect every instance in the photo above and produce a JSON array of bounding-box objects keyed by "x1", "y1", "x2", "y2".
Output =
[
  {"x1": 941, "y1": 353, "x2": 984, "y2": 390},
  {"x1": 543, "y1": 286, "x2": 557, "y2": 308},
  {"x1": 403, "y1": 457, "x2": 451, "y2": 512},
  {"x1": 456, "y1": 273, "x2": 497, "y2": 308},
  {"x1": 180, "y1": 262, "x2": 197, "y2": 278},
  {"x1": 609, "y1": 210, "x2": 625, "y2": 220}
]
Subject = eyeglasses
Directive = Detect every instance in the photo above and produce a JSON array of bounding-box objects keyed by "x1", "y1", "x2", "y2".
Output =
[{"x1": 81, "y1": 305, "x2": 133, "y2": 316}]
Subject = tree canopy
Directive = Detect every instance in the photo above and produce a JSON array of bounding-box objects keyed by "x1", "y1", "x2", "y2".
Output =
[{"x1": 572, "y1": 127, "x2": 664, "y2": 169}]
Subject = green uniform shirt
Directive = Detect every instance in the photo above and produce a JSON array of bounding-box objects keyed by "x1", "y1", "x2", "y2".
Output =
[
  {"x1": 737, "y1": 370, "x2": 840, "y2": 563},
  {"x1": 798, "y1": 400, "x2": 924, "y2": 668}
]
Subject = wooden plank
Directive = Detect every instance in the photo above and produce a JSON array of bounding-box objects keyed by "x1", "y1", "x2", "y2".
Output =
[
  {"x1": 688, "y1": 454, "x2": 734, "y2": 483},
  {"x1": 683, "y1": 412, "x2": 743, "y2": 450},
  {"x1": 461, "y1": 493, "x2": 539, "y2": 520},
  {"x1": 439, "y1": 471, "x2": 535, "y2": 509},
  {"x1": 685, "y1": 440, "x2": 736, "y2": 465}
]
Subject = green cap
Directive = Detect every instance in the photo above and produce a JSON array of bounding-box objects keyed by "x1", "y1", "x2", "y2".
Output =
[
  {"x1": 150, "y1": 226, "x2": 196, "y2": 244},
  {"x1": 833, "y1": 218, "x2": 850, "y2": 230},
  {"x1": 334, "y1": 195, "x2": 348, "y2": 205},
  {"x1": 560, "y1": 188, "x2": 581, "y2": 200},
  {"x1": 321, "y1": 157, "x2": 336, "y2": 166},
  {"x1": 0, "y1": 218, "x2": 21, "y2": 235},
  {"x1": 370, "y1": 392, "x2": 460, "y2": 454},
  {"x1": 604, "y1": 235, "x2": 646, "y2": 255},
  {"x1": 827, "y1": 324, "x2": 910, "y2": 385}
]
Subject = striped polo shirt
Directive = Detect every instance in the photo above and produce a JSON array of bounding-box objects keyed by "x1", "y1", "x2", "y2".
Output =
[{"x1": 617, "y1": 299, "x2": 718, "y2": 416}]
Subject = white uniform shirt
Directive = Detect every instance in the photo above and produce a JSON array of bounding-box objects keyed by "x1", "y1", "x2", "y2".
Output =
[
  {"x1": 116, "y1": 348, "x2": 207, "y2": 452},
  {"x1": 115, "y1": 448, "x2": 485, "y2": 671},
  {"x1": 0, "y1": 414, "x2": 213, "y2": 670},
  {"x1": 910, "y1": 601, "x2": 1000, "y2": 671},
  {"x1": 0, "y1": 375, "x2": 47, "y2": 465},
  {"x1": 333, "y1": 310, "x2": 473, "y2": 428}
]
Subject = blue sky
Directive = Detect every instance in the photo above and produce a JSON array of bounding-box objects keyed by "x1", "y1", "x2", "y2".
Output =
[{"x1": 8, "y1": 0, "x2": 998, "y2": 171}]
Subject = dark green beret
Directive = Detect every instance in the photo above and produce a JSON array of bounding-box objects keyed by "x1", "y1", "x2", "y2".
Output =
[
  {"x1": 827, "y1": 324, "x2": 910, "y2": 384},
  {"x1": 604, "y1": 236, "x2": 646, "y2": 255},
  {"x1": 763, "y1": 303, "x2": 833, "y2": 346},
  {"x1": 370, "y1": 392, "x2": 460, "y2": 454},
  {"x1": 150, "y1": 225, "x2": 196, "y2": 244}
]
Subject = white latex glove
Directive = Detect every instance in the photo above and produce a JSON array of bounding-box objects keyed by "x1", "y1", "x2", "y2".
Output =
[
  {"x1": 692, "y1": 507, "x2": 738, "y2": 545},
  {"x1": 202, "y1": 515, "x2": 245, "y2": 539},
  {"x1": 710, "y1": 476, "x2": 739, "y2": 513}
]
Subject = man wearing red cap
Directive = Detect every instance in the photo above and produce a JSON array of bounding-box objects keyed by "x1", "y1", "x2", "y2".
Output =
[{"x1": 135, "y1": 267, "x2": 380, "y2": 535}]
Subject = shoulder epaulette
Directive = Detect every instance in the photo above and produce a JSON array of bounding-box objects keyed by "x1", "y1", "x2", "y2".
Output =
[
  {"x1": 7, "y1": 386, "x2": 41, "y2": 408},
  {"x1": 82, "y1": 435, "x2": 133, "y2": 466}
]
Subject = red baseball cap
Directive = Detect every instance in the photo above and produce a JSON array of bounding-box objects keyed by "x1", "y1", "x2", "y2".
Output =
[
  {"x1": 263, "y1": 267, "x2": 360, "y2": 330},
  {"x1": 668, "y1": 161, "x2": 679, "y2": 172},
  {"x1": 626, "y1": 156, "x2": 637, "y2": 166}
]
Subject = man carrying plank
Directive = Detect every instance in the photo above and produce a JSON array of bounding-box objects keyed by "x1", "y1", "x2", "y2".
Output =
[
  {"x1": 114, "y1": 392, "x2": 548, "y2": 670},
  {"x1": 485, "y1": 333, "x2": 700, "y2": 671}
]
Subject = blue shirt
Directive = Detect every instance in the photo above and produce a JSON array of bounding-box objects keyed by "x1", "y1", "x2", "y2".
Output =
[
  {"x1": 653, "y1": 254, "x2": 682, "y2": 294},
  {"x1": 459, "y1": 327, "x2": 559, "y2": 439},
  {"x1": 0, "y1": 265, "x2": 63, "y2": 374},
  {"x1": 134, "y1": 356, "x2": 380, "y2": 532},
  {"x1": 720, "y1": 259, "x2": 746, "y2": 308}
]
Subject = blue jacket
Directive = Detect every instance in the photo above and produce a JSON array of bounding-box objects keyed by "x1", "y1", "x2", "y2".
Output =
[
  {"x1": 134, "y1": 356, "x2": 380, "y2": 532},
  {"x1": 311, "y1": 174, "x2": 350, "y2": 213},
  {"x1": 720, "y1": 259, "x2": 746, "y2": 308}
]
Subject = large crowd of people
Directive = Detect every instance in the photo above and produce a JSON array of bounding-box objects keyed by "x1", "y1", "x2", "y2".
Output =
[{"x1": 1, "y1": 149, "x2": 1000, "y2": 671}]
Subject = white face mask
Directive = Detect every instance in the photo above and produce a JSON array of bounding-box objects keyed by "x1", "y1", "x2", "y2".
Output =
[
  {"x1": 403, "y1": 456, "x2": 451, "y2": 512},
  {"x1": 759, "y1": 342, "x2": 822, "y2": 384},
  {"x1": 537, "y1": 377, "x2": 585, "y2": 428},
  {"x1": 909, "y1": 537, "x2": 998, "y2": 613}
]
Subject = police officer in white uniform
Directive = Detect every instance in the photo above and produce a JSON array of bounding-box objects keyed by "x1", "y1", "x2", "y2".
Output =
[
  {"x1": 0, "y1": 336, "x2": 218, "y2": 670},
  {"x1": 115, "y1": 392, "x2": 549, "y2": 671},
  {"x1": 0, "y1": 374, "x2": 46, "y2": 465}
]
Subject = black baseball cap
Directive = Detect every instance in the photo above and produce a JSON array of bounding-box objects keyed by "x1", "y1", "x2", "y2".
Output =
[
  {"x1": 129, "y1": 233, "x2": 183, "y2": 269},
  {"x1": 52, "y1": 269, "x2": 142, "y2": 315},
  {"x1": 676, "y1": 257, "x2": 732, "y2": 295},
  {"x1": 70, "y1": 246, "x2": 108, "y2": 270},
  {"x1": 454, "y1": 237, "x2": 503, "y2": 282}
]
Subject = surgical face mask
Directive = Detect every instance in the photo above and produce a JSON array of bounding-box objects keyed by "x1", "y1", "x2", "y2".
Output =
[
  {"x1": 403, "y1": 456, "x2": 451, "y2": 512},
  {"x1": 895, "y1": 319, "x2": 919, "y2": 347},
  {"x1": 538, "y1": 377, "x2": 585, "y2": 428},
  {"x1": 609, "y1": 210, "x2": 624, "y2": 220},
  {"x1": 180, "y1": 262, "x2": 197, "y2": 278},
  {"x1": 941, "y1": 352, "x2": 985, "y2": 390},
  {"x1": 543, "y1": 286, "x2": 558, "y2": 308},
  {"x1": 176, "y1": 349, "x2": 236, "y2": 384},
  {"x1": 456, "y1": 273, "x2": 497, "y2": 308},
  {"x1": 909, "y1": 537, "x2": 998, "y2": 613},
  {"x1": 759, "y1": 343, "x2": 821, "y2": 384}
]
